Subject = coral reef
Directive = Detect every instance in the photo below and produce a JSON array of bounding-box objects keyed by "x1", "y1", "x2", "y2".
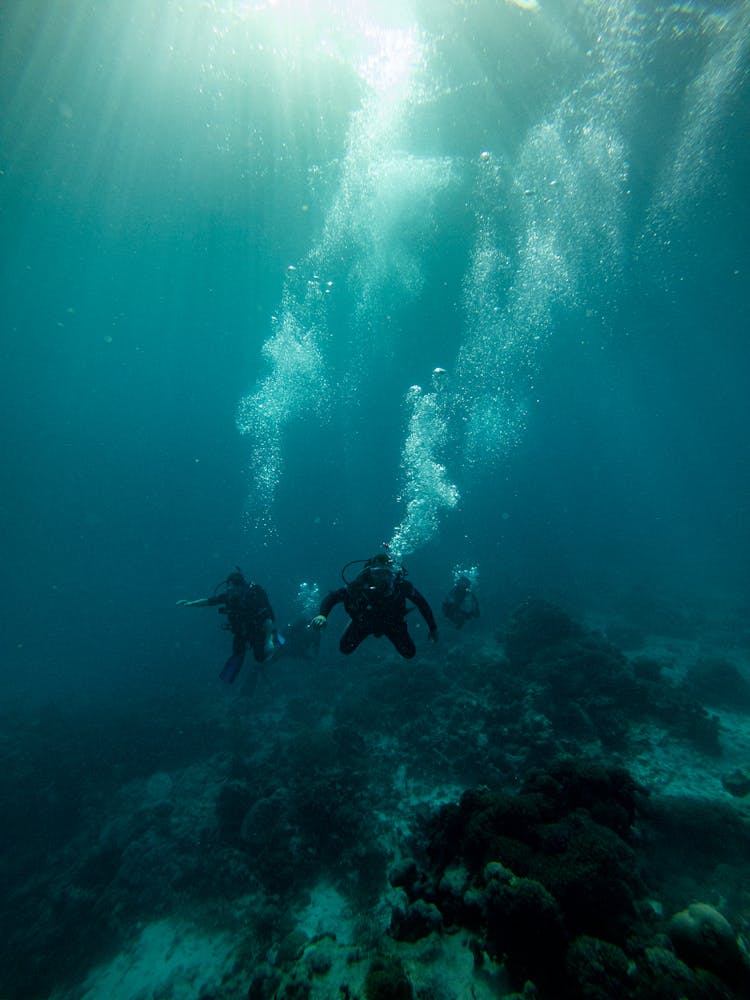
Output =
[
  {"x1": 2, "y1": 597, "x2": 750, "y2": 1000},
  {"x1": 392, "y1": 758, "x2": 645, "y2": 992},
  {"x1": 364, "y1": 954, "x2": 414, "y2": 1000},
  {"x1": 668, "y1": 902, "x2": 750, "y2": 990}
]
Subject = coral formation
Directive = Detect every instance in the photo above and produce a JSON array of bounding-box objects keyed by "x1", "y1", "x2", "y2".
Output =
[
  {"x1": 3, "y1": 597, "x2": 750, "y2": 1000},
  {"x1": 364, "y1": 955, "x2": 414, "y2": 1000},
  {"x1": 668, "y1": 902, "x2": 750, "y2": 990}
]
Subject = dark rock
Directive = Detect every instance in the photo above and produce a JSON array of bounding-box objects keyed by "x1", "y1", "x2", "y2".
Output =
[
  {"x1": 305, "y1": 945, "x2": 333, "y2": 975},
  {"x1": 483, "y1": 875, "x2": 567, "y2": 988},
  {"x1": 424, "y1": 759, "x2": 646, "y2": 990},
  {"x1": 721, "y1": 767, "x2": 750, "y2": 798},
  {"x1": 277, "y1": 977, "x2": 311, "y2": 1000},
  {"x1": 504, "y1": 599, "x2": 583, "y2": 668},
  {"x1": 388, "y1": 858, "x2": 420, "y2": 891},
  {"x1": 530, "y1": 811, "x2": 641, "y2": 942},
  {"x1": 390, "y1": 898, "x2": 442, "y2": 942},
  {"x1": 364, "y1": 955, "x2": 414, "y2": 1000},
  {"x1": 683, "y1": 657, "x2": 750, "y2": 711},
  {"x1": 631, "y1": 656, "x2": 667, "y2": 682},
  {"x1": 247, "y1": 964, "x2": 282, "y2": 1000},
  {"x1": 632, "y1": 944, "x2": 736, "y2": 1000},
  {"x1": 667, "y1": 903, "x2": 750, "y2": 991},
  {"x1": 521, "y1": 757, "x2": 641, "y2": 839},
  {"x1": 565, "y1": 935, "x2": 631, "y2": 1000},
  {"x1": 277, "y1": 928, "x2": 309, "y2": 965}
]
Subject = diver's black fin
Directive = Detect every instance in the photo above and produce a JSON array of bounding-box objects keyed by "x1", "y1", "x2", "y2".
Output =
[{"x1": 220, "y1": 650, "x2": 246, "y2": 684}]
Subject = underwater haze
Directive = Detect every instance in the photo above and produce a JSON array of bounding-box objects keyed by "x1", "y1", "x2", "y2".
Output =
[
  {"x1": 2, "y1": 0, "x2": 749, "y2": 695},
  {"x1": 2, "y1": 1, "x2": 750, "y2": 998}
]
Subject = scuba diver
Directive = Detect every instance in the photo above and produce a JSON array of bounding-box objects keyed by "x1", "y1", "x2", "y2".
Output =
[
  {"x1": 442, "y1": 575, "x2": 480, "y2": 629},
  {"x1": 311, "y1": 552, "x2": 438, "y2": 658},
  {"x1": 177, "y1": 568, "x2": 277, "y2": 683},
  {"x1": 276, "y1": 616, "x2": 321, "y2": 661},
  {"x1": 276, "y1": 581, "x2": 322, "y2": 661}
]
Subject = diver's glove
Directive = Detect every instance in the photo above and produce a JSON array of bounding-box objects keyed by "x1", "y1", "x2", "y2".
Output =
[
  {"x1": 428, "y1": 627, "x2": 439, "y2": 643},
  {"x1": 311, "y1": 615, "x2": 328, "y2": 630},
  {"x1": 176, "y1": 599, "x2": 190, "y2": 606},
  {"x1": 260, "y1": 619, "x2": 276, "y2": 660}
]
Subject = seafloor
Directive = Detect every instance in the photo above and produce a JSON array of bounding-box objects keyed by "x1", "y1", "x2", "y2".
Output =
[{"x1": 3, "y1": 595, "x2": 750, "y2": 1000}]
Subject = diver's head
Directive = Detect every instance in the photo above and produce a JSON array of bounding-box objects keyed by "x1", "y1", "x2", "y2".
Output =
[
  {"x1": 456, "y1": 575, "x2": 471, "y2": 590},
  {"x1": 366, "y1": 553, "x2": 393, "y2": 570},
  {"x1": 363, "y1": 553, "x2": 396, "y2": 594},
  {"x1": 226, "y1": 570, "x2": 245, "y2": 590}
]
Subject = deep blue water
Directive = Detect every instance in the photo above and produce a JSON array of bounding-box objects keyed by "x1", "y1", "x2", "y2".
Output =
[
  {"x1": 3, "y1": 4, "x2": 750, "y2": 999},
  {"x1": 2, "y1": 0, "x2": 749, "y2": 700}
]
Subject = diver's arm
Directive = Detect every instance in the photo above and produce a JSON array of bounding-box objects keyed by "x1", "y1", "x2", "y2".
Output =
[
  {"x1": 176, "y1": 591, "x2": 225, "y2": 608},
  {"x1": 404, "y1": 582, "x2": 438, "y2": 637},
  {"x1": 311, "y1": 588, "x2": 346, "y2": 627}
]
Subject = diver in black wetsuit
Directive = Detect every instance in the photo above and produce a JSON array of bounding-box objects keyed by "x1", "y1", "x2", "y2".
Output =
[
  {"x1": 177, "y1": 568, "x2": 276, "y2": 683},
  {"x1": 442, "y1": 575, "x2": 480, "y2": 629},
  {"x1": 276, "y1": 616, "x2": 321, "y2": 661},
  {"x1": 311, "y1": 553, "x2": 438, "y2": 658}
]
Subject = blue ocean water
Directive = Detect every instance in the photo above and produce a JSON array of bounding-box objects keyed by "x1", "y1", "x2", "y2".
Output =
[
  {"x1": 2, "y1": 1, "x2": 749, "y2": 700},
  {"x1": 2, "y1": 2, "x2": 750, "y2": 998}
]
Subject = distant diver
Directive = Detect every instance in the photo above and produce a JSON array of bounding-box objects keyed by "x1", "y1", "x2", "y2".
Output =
[
  {"x1": 276, "y1": 615, "x2": 321, "y2": 661},
  {"x1": 311, "y1": 551, "x2": 438, "y2": 658},
  {"x1": 442, "y1": 575, "x2": 480, "y2": 629},
  {"x1": 177, "y1": 567, "x2": 277, "y2": 683}
]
